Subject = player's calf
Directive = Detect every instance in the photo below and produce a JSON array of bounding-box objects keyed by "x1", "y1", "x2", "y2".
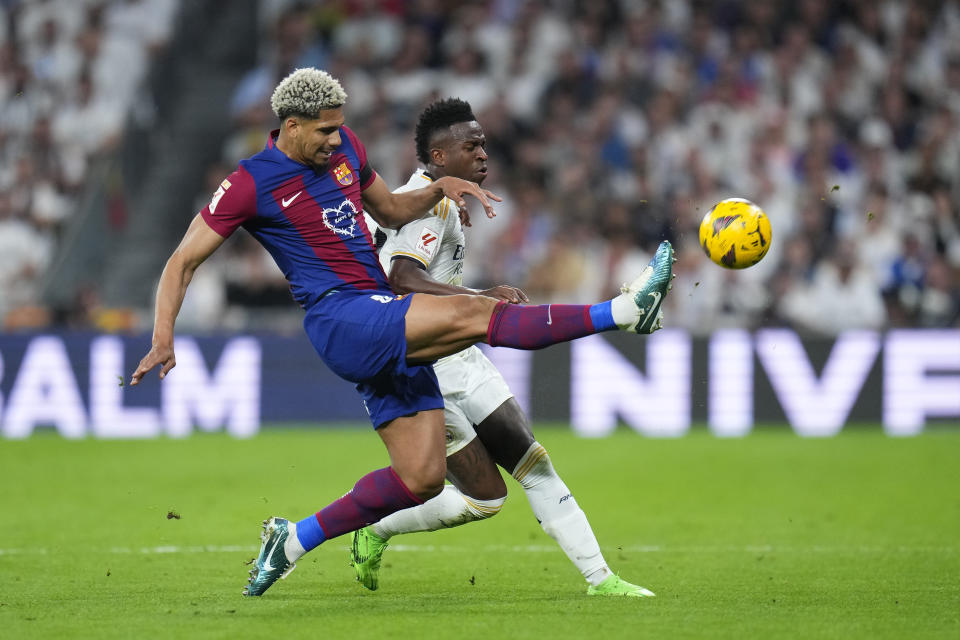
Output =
[{"x1": 512, "y1": 441, "x2": 655, "y2": 594}]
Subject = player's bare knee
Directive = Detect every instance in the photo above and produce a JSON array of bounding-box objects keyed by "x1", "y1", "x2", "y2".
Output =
[
  {"x1": 465, "y1": 472, "x2": 507, "y2": 502},
  {"x1": 404, "y1": 477, "x2": 444, "y2": 501},
  {"x1": 476, "y1": 400, "x2": 535, "y2": 470},
  {"x1": 402, "y1": 461, "x2": 447, "y2": 500},
  {"x1": 452, "y1": 475, "x2": 507, "y2": 502},
  {"x1": 446, "y1": 440, "x2": 509, "y2": 500},
  {"x1": 451, "y1": 293, "x2": 498, "y2": 337}
]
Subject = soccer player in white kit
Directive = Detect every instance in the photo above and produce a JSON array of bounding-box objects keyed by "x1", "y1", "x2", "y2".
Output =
[{"x1": 353, "y1": 98, "x2": 656, "y2": 597}]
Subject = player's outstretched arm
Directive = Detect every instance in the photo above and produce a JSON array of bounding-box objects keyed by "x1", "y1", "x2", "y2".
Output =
[
  {"x1": 362, "y1": 173, "x2": 500, "y2": 230},
  {"x1": 130, "y1": 214, "x2": 227, "y2": 385},
  {"x1": 388, "y1": 257, "x2": 527, "y2": 304}
]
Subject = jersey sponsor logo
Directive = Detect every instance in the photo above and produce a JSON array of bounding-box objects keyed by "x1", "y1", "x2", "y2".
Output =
[
  {"x1": 281, "y1": 191, "x2": 302, "y2": 208},
  {"x1": 322, "y1": 199, "x2": 360, "y2": 237},
  {"x1": 333, "y1": 162, "x2": 354, "y2": 186},
  {"x1": 416, "y1": 227, "x2": 440, "y2": 261},
  {"x1": 370, "y1": 294, "x2": 394, "y2": 304},
  {"x1": 208, "y1": 178, "x2": 231, "y2": 214}
]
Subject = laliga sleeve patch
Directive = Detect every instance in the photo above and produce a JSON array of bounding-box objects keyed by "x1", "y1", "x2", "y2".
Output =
[
  {"x1": 208, "y1": 178, "x2": 231, "y2": 214},
  {"x1": 416, "y1": 227, "x2": 440, "y2": 261}
]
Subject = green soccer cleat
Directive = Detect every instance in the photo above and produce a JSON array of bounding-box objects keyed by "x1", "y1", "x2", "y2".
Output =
[
  {"x1": 619, "y1": 240, "x2": 675, "y2": 334},
  {"x1": 586, "y1": 574, "x2": 656, "y2": 598},
  {"x1": 243, "y1": 517, "x2": 297, "y2": 596},
  {"x1": 350, "y1": 526, "x2": 389, "y2": 591}
]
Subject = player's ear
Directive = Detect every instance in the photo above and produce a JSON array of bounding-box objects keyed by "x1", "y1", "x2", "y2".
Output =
[
  {"x1": 284, "y1": 116, "x2": 300, "y2": 137},
  {"x1": 430, "y1": 147, "x2": 444, "y2": 167}
]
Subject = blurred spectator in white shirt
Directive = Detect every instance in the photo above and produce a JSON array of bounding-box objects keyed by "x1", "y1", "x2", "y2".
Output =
[{"x1": 780, "y1": 240, "x2": 887, "y2": 334}]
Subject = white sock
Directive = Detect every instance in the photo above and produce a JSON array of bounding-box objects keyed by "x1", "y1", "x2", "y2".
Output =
[
  {"x1": 610, "y1": 264, "x2": 655, "y2": 329},
  {"x1": 371, "y1": 484, "x2": 505, "y2": 540},
  {"x1": 513, "y1": 442, "x2": 611, "y2": 586},
  {"x1": 283, "y1": 521, "x2": 306, "y2": 562},
  {"x1": 610, "y1": 290, "x2": 639, "y2": 329}
]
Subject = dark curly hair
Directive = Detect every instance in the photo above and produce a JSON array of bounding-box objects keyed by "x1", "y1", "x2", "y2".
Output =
[{"x1": 414, "y1": 98, "x2": 476, "y2": 165}]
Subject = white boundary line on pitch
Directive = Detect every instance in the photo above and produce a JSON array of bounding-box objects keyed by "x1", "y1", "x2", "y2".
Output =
[{"x1": 0, "y1": 544, "x2": 954, "y2": 556}]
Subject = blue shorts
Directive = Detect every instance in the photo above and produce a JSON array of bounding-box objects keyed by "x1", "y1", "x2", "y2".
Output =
[{"x1": 303, "y1": 290, "x2": 443, "y2": 428}]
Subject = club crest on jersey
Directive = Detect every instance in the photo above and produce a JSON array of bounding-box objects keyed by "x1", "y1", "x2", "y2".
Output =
[{"x1": 333, "y1": 162, "x2": 354, "y2": 186}]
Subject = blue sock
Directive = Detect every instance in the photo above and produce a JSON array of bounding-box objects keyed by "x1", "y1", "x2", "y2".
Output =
[
  {"x1": 588, "y1": 300, "x2": 616, "y2": 331},
  {"x1": 296, "y1": 514, "x2": 326, "y2": 552}
]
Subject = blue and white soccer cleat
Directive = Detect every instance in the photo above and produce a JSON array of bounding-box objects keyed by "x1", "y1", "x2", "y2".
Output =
[
  {"x1": 618, "y1": 240, "x2": 675, "y2": 334},
  {"x1": 243, "y1": 517, "x2": 297, "y2": 596}
]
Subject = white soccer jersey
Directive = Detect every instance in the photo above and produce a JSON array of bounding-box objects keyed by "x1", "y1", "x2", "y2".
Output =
[
  {"x1": 377, "y1": 169, "x2": 466, "y2": 286},
  {"x1": 365, "y1": 169, "x2": 513, "y2": 454}
]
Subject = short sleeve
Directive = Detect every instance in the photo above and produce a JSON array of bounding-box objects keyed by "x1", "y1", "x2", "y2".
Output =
[
  {"x1": 385, "y1": 199, "x2": 452, "y2": 268},
  {"x1": 200, "y1": 165, "x2": 257, "y2": 237},
  {"x1": 342, "y1": 125, "x2": 376, "y2": 190}
]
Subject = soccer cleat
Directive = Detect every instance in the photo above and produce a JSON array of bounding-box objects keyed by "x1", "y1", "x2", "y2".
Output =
[
  {"x1": 618, "y1": 240, "x2": 675, "y2": 334},
  {"x1": 242, "y1": 517, "x2": 297, "y2": 596},
  {"x1": 586, "y1": 574, "x2": 656, "y2": 598},
  {"x1": 350, "y1": 526, "x2": 389, "y2": 591}
]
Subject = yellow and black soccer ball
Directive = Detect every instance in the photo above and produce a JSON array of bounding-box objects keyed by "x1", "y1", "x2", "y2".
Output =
[{"x1": 698, "y1": 198, "x2": 772, "y2": 269}]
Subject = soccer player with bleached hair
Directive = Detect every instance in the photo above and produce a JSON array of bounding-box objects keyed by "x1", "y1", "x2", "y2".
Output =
[
  {"x1": 130, "y1": 68, "x2": 675, "y2": 597},
  {"x1": 356, "y1": 98, "x2": 656, "y2": 597}
]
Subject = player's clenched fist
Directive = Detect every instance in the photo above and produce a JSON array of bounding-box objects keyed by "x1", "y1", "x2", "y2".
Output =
[{"x1": 130, "y1": 344, "x2": 176, "y2": 385}]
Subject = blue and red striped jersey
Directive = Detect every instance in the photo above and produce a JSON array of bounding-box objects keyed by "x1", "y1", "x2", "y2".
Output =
[{"x1": 200, "y1": 125, "x2": 388, "y2": 307}]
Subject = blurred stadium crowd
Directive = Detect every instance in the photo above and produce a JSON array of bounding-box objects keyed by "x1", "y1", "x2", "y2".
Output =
[
  {"x1": 0, "y1": 0, "x2": 178, "y2": 326},
  {"x1": 2, "y1": 0, "x2": 959, "y2": 336}
]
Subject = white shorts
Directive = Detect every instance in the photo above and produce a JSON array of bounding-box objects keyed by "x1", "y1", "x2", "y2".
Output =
[{"x1": 434, "y1": 345, "x2": 514, "y2": 456}]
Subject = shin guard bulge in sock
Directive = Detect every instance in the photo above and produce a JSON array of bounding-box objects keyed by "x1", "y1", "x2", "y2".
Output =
[
  {"x1": 512, "y1": 442, "x2": 609, "y2": 582},
  {"x1": 296, "y1": 467, "x2": 423, "y2": 552},
  {"x1": 372, "y1": 484, "x2": 505, "y2": 539}
]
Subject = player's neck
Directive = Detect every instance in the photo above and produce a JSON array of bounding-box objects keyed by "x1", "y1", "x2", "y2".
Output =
[{"x1": 276, "y1": 134, "x2": 309, "y2": 167}]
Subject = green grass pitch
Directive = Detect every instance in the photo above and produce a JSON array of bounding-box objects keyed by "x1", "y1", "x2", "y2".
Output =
[{"x1": 1, "y1": 426, "x2": 957, "y2": 639}]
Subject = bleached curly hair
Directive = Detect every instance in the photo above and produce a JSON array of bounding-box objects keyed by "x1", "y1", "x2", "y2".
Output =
[{"x1": 270, "y1": 68, "x2": 347, "y2": 120}]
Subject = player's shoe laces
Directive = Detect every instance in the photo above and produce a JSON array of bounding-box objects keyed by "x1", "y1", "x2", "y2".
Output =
[
  {"x1": 586, "y1": 574, "x2": 656, "y2": 598},
  {"x1": 618, "y1": 240, "x2": 675, "y2": 334},
  {"x1": 350, "y1": 526, "x2": 389, "y2": 591},
  {"x1": 242, "y1": 517, "x2": 297, "y2": 596}
]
